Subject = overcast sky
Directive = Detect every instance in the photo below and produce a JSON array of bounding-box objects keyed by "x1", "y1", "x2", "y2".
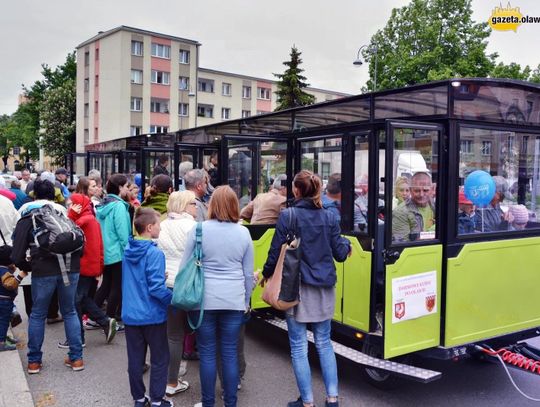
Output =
[{"x1": 1, "y1": 0, "x2": 539, "y2": 115}]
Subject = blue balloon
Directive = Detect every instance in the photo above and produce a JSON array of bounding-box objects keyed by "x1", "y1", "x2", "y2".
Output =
[{"x1": 464, "y1": 170, "x2": 495, "y2": 207}]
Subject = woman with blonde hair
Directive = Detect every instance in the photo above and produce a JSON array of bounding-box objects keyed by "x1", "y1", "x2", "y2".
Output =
[
  {"x1": 393, "y1": 176, "x2": 410, "y2": 208},
  {"x1": 180, "y1": 185, "x2": 254, "y2": 407},
  {"x1": 262, "y1": 170, "x2": 351, "y2": 407},
  {"x1": 157, "y1": 190, "x2": 198, "y2": 397}
]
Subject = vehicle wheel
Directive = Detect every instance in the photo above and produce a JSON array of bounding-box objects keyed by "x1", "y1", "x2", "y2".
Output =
[{"x1": 360, "y1": 341, "x2": 405, "y2": 390}]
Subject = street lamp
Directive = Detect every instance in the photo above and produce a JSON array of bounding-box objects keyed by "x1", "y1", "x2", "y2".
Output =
[{"x1": 353, "y1": 45, "x2": 379, "y2": 92}]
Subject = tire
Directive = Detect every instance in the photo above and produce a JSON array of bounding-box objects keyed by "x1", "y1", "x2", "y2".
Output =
[{"x1": 360, "y1": 341, "x2": 406, "y2": 390}]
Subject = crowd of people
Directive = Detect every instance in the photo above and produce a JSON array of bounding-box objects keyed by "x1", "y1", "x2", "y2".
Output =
[{"x1": 0, "y1": 164, "x2": 351, "y2": 407}]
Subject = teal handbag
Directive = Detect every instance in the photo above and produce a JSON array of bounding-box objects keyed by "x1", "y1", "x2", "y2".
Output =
[{"x1": 172, "y1": 222, "x2": 204, "y2": 329}]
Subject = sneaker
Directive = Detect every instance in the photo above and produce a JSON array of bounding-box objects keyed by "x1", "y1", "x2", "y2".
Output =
[
  {"x1": 134, "y1": 396, "x2": 150, "y2": 407},
  {"x1": 325, "y1": 400, "x2": 339, "y2": 407},
  {"x1": 6, "y1": 335, "x2": 19, "y2": 345},
  {"x1": 0, "y1": 341, "x2": 17, "y2": 352},
  {"x1": 166, "y1": 379, "x2": 189, "y2": 396},
  {"x1": 193, "y1": 404, "x2": 202, "y2": 407},
  {"x1": 46, "y1": 316, "x2": 63, "y2": 324},
  {"x1": 182, "y1": 351, "x2": 199, "y2": 360},
  {"x1": 27, "y1": 362, "x2": 42, "y2": 374},
  {"x1": 84, "y1": 318, "x2": 101, "y2": 330},
  {"x1": 104, "y1": 318, "x2": 118, "y2": 343},
  {"x1": 116, "y1": 323, "x2": 125, "y2": 332},
  {"x1": 58, "y1": 340, "x2": 86, "y2": 349},
  {"x1": 151, "y1": 399, "x2": 174, "y2": 407},
  {"x1": 287, "y1": 397, "x2": 307, "y2": 407},
  {"x1": 64, "y1": 357, "x2": 85, "y2": 371}
]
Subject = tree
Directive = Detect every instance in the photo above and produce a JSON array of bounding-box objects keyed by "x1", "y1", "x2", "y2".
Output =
[
  {"x1": 365, "y1": 0, "x2": 497, "y2": 91},
  {"x1": 39, "y1": 78, "x2": 76, "y2": 165},
  {"x1": 490, "y1": 62, "x2": 531, "y2": 81},
  {"x1": 8, "y1": 52, "x2": 76, "y2": 164},
  {"x1": 273, "y1": 46, "x2": 316, "y2": 111}
]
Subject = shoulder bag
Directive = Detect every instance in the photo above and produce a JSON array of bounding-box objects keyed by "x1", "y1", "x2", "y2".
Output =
[
  {"x1": 172, "y1": 222, "x2": 205, "y2": 329},
  {"x1": 262, "y1": 207, "x2": 301, "y2": 311}
]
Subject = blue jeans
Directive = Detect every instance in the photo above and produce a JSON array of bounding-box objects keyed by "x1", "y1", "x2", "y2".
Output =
[
  {"x1": 286, "y1": 317, "x2": 338, "y2": 403},
  {"x1": 28, "y1": 273, "x2": 82, "y2": 363},
  {"x1": 193, "y1": 310, "x2": 244, "y2": 407},
  {"x1": 0, "y1": 299, "x2": 14, "y2": 342}
]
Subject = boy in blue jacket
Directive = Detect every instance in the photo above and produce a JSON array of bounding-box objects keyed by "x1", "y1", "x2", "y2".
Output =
[{"x1": 122, "y1": 208, "x2": 173, "y2": 407}]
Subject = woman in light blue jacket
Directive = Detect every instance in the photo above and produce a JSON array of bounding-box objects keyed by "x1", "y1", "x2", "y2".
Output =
[
  {"x1": 180, "y1": 186, "x2": 254, "y2": 407},
  {"x1": 95, "y1": 173, "x2": 132, "y2": 320}
]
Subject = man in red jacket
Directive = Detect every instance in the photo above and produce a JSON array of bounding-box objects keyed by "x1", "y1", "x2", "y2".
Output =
[{"x1": 58, "y1": 193, "x2": 117, "y2": 348}]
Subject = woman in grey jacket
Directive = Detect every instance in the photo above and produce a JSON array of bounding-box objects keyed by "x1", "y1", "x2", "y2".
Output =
[{"x1": 262, "y1": 170, "x2": 351, "y2": 407}]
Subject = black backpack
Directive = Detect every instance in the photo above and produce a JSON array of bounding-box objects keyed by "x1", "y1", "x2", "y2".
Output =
[{"x1": 29, "y1": 204, "x2": 85, "y2": 286}]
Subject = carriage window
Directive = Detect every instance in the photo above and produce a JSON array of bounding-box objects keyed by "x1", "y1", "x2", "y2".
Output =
[
  {"x1": 391, "y1": 128, "x2": 439, "y2": 242},
  {"x1": 458, "y1": 127, "x2": 540, "y2": 234},
  {"x1": 258, "y1": 141, "x2": 287, "y2": 195},
  {"x1": 300, "y1": 137, "x2": 343, "y2": 222},
  {"x1": 353, "y1": 134, "x2": 370, "y2": 233},
  {"x1": 228, "y1": 143, "x2": 254, "y2": 209}
]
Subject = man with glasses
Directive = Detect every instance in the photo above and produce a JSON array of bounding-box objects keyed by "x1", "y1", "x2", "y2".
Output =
[{"x1": 392, "y1": 172, "x2": 436, "y2": 242}]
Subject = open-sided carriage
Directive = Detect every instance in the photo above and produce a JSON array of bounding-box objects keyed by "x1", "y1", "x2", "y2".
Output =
[{"x1": 70, "y1": 78, "x2": 540, "y2": 385}]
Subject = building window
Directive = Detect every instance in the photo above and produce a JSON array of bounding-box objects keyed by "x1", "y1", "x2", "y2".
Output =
[
  {"x1": 94, "y1": 100, "x2": 98, "y2": 112},
  {"x1": 95, "y1": 48, "x2": 99, "y2": 61},
  {"x1": 94, "y1": 127, "x2": 98, "y2": 142},
  {"x1": 151, "y1": 70, "x2": 170, "y2": 85},
  {"x1": 460, "y1": 139, "x2": 473, "y2": 154},
  {"x1": 242, "y1": 86, "x2": 251, "y2": 99},
  {"x1": 179, "y1": 76, "x2": 189, "y2": 91},
  {"x1": 84, "y1": 51, "x2": 89, "y2": 66},
  {"x1": 151, "y1": 43, "x2": 170, "y2": 59},
  {"x1": 221, "y1": 108, "x2": 231, "y2": 120},
  {"x1": 150, "y1": 125, "x2": 168, "y2": 134},
  {"x1": 84, "y1": 129, "x2": 89, "y2": 144},
  {"x1": 178, "y1": 103, "x2": 189, "y2": 116},
  {"x1": 197, "y1": 104, "x2": 214, "y2": 118},
  {"x1": 131, "y1": 70, "x2": 143, "y2": 84},
  {"x1": 257, "y1": 87, "x2": 271, "y2": 100},
  {"x1": 179, "y1": 49, "x2": 190, "y2": 64},
  {"x1": 84, "y1": 103, "x2": 89, "y2": 117},
  {"x1": 131, "y1": 41, "x2": 143, "y2": 56},
  {"x1": 222, "y1": 83, "x2": 231, "y2": 96},
  {"x1": 198, "y1": 79, "x2": 214, "y2": 93},
  {"x1": 130, "y1": 97, "x2": 142, "y2": 112},
  {"x1": 150, "y1": 99, "x2": 169, "y2": 114},
  {"x1": 84, "y1": 78, "x2": 89, "y2": 92},
  {"x1": 241, "y1": 110, "x2": 251, "y2": 118},
  {"x1": 130, "y1": 126, "x2": 142, "y2": 136},
  {"x1": 95, "y1": 75, "x2": 99, "y2": 87},
  {"x1": 481, "y1": 140, "x2": 492, "y2": 156}
]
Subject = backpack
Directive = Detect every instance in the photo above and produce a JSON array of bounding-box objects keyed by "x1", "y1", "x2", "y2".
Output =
[{"x1": 30, "y1": 204, "x2": 85, "y2": 286}]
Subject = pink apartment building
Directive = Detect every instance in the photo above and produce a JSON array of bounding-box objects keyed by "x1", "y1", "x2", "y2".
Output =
[{"x1": 76, "y1": 26, "x2": 349, "y2": 152}]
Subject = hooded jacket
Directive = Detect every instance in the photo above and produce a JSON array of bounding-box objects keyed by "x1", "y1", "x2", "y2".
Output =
[
  {"x1": 121, "y1": 238, "x2": 172, "y2": 325},
  {"x1": 69, "y1": 194, "x2": 104, "y2": 277},
  {"x1": 141, "y1": 192, "x2": 169, "y2": 215},
  {"x1": 96, "y1": 194, "x2": 131, "y2": 265}
]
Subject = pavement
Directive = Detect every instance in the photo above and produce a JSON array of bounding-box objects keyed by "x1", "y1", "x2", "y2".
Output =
[{"x1": 0, "y1": 329, "x2": 34, "y2": 407}]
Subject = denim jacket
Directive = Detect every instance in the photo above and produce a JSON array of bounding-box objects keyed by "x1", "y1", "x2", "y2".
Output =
[{"x1": 262, "y1": 199, "x2": 350, "y2": 287}]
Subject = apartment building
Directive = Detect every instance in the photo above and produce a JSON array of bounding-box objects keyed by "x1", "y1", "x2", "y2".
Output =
[{"x1": 76, "y1": 26, "x2": 349, "y2": 152}]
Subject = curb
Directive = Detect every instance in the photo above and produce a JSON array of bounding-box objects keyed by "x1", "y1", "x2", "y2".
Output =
[{"x1": 0, "y1": 329, "x2": 34, "y2": 407}]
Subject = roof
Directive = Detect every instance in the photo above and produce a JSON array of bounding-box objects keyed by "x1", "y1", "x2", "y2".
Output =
[
  {"x1": 198, "y1": 67, "x2": 351, "y2": 96},
  {"x1": 76, "y1": 25, "x2": 201, "y2": 49}
]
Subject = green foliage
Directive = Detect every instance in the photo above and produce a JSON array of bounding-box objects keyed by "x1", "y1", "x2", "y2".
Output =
[
  {"x1": 274, "y1": 46, "x2": 316, "y2": 111},
  {"x1": 366, "y1": 0, "x2": 497, "y2": 91},
  {"x1": 7, "y1": 52, "x2": 76, "y2": 164},
  {"x1": 40, "y1": 78, "x2": 76, "y2": 165}
]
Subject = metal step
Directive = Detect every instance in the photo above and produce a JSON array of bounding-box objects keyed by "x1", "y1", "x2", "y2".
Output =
[{"x1": 264, "y1": 317, "x2": 442, "y2": 383}]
